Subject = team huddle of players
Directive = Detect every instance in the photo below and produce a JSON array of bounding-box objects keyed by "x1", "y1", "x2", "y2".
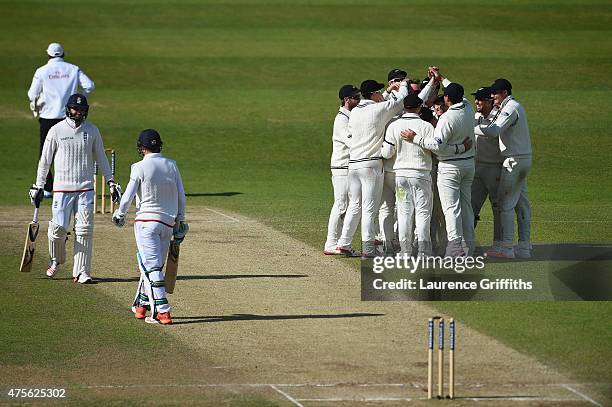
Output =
[{"x1": 323, "y1": 67, "x2": 532, "y2": 259}]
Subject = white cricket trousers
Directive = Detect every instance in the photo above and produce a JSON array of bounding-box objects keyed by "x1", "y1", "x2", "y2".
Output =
[
  {"x1": 337, "y1": 163, "x2": 384, "y2": 254},
  {"x1": 50, "y1": 190, "x2": 94, "y2": 279},
  {"x1": 472, "y1": 163, "x2": 502, "y2": 243},
  {"x1": 379, "y1": 171, "x2": 396, "y2": 250},
  {"x1": 324, "y1": 174, "x2": 349, "y2": 251},
  {"x1": 134, "y1": 221, "x2": 173, "y2": 314},
  {"x1": 499, "y1": 156, "x2": 532, "y2": 247},
  {"x1": 396, "y1": 175, "x2": 432, "y2": 255},
  {"x1": 437, "y1": 160, "x2": 475, "y2": 252}
]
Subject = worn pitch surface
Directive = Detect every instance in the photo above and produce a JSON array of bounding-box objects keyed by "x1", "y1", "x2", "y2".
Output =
[{"x1": 2, "y1": 206, "x2": 607, "y2": 406}]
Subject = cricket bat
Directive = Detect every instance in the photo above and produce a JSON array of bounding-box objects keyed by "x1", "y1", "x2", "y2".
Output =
[
  {"x1": 19, "y1": 203, "x2": 40, "y2": 272},
  {"x1": 165, "y1": 239, "x2": 180, "y2": 294}
]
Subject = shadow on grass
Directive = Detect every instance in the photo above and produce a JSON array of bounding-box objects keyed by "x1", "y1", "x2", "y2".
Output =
[
  {"x1": 65, "y1": 274, "x2": 309, "y2": 283},
  {"x1": 171, "y1": 312, "x2": 385, "y2": 325},
  {"x1": 185, "y1": 192, "x2": 243, "y2": 197}
]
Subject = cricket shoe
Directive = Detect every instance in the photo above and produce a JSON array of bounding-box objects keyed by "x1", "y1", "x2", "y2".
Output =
[
  {"x1": 46, "y1": 261, "x2": 59, "y2": 278},
  {"x1": 145, "y1": 312, "x2": 173, "y2": 325},
  {"x1": 133, "y1": 306, "x2": 148, "y2": 320},
  {"x1": 515, "y1": 247, "x2": 532, "y2": 259},
  {"x1": 336, "y1": 246, "x2": 361, "y2": 257},
  {"x1": 515, "y1": 242, "x2": 532, "y2": 259},
  {"x1": 485, "y1": 246, "x2": 515, "y2": 259},
  {"x1": 73, "y1": 273, "x2": 95, "y2": 284},
  {"x1": 323, "y1": 247, "x2": 342, "y2": 255}
]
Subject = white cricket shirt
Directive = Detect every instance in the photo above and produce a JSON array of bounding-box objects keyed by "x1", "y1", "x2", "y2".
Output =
[
  {"x1": 413, "y1": 98, "x2": 475, "y2": 162},
  {"x1": 36, "y1": 119, "x2": 112, "y2": 191},
  {"x1": 478, "y1": 95, "x2": 532, "y2": 157},
  {"x1": 474, "y1": 107, "x2": 503, "y2": 165},
  {"x1": 348, "y1": 83, "x2": 408, "y2": 169},
  {"x1": 27, "y1": 57, "x2": 95, "y2": 119},
  {"x1": 330, "y1": 107, "x2": 351, "y2": 175},
  {"x1": 382, "y1": 112, "x2": 433, "y2": 179},
  {"x1": 118, "y1": 153, "x2": 186, "y2": 226}
]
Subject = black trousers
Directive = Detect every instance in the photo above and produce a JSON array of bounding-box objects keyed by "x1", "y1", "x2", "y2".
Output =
[{"x1": 39, "y1": 118, "x2": 63, "y2": 192}]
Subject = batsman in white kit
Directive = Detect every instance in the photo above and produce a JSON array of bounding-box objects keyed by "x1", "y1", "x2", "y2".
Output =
[
  {"x1": 112, "y1": 129, "x2": 188, "y2": 325},
  {"x1": 29, "y1": 93, "x2": 122, "y2": 283}
]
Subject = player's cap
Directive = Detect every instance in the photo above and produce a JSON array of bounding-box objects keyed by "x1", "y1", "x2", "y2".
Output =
[
  {"x1": 490, "y1": 78, "x2": 512, "y2": 93},
  {"x1": 339, "y1": 84, "x2": 360, "y2": 100},
  {"x1": 138, "y1": 129, "x2": 163, "y2": 150},
  {"x1": 387, "y1": 68, "x2": 407, "y2": 82},
  {"x1": 403, "y1": 93, "x2": 423, "y2": 109},
  {"x1": 443, "y1": 82, "x2": 464, "y2": 101},
  {"x1": 66, "y1": 93, "x2": 88, "y2": 110},
  {"x1": 471, "y1": 87, "x2": 493, "y2": 101},
  {"x1": 360, "y1": 79, "x2": 385, "y2": 95},
  {"x1": 46, "y1": 43, "x2": 64, "y2": 57}
]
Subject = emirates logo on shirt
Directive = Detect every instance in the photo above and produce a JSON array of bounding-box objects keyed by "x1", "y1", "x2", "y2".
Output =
[{"x1": 48, "y1": 71, "x2": 69, "y2": 80}]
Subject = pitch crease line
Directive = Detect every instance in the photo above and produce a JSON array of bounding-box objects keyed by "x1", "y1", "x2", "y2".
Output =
[
  {"x1": 269, "y1": 385, "x2": 304, "y2": 407},
  {"x1": 561, "y1": 384, "x2": 604, "y2": 407},
  {"x1": 204, "y1": 207, "x2": 241, "y2": 223}
]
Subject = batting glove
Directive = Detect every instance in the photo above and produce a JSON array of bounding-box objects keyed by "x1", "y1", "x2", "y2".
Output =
[
  {"x1": 173, "y1": 221, "x2": 189, "y2": 244},
  {"x1": 108, "y1": 181, "x2": 123, "y2": 204},
  {"x1": 29, "y1": 184, "x2": 43, "y2": 207},
  {"x1": 112, "y1": 209, "x2": 125, "y2": 228}
]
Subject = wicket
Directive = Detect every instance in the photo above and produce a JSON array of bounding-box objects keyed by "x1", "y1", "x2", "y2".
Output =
[
  {"x1": 93, "y1": 148, "x2": 116, "y2": 214},
  {"x1": 427, "y1": 317, "x2": 455, "y2": 399}
]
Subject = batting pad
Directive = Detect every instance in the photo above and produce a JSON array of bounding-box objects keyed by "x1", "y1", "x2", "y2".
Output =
[
  {"x1": 73, "y1": 210, "x2": 94, "y2": 278},
  {"x1": 47, "y1": 221, "x2": 67, "y2": 264}
]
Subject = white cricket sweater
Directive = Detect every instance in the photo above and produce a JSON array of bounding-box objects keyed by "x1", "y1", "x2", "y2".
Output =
[
  {"x1": 330, "y1": 107, "x2": 351, "y2": 175},
  {"x1": 474, "y1": 107, "x2": 503, "y2": 165},
  {"x1": 36, "y1": 119, "x2": 112, "y2": 191},
  {"x1": 27, "y1": 58, "x2": 95, "y2": 119},
  {"x1": 478, "y1": 95, "x2": 532, "y2": 157},
  {"x1": 413, "y1": 98, "x2": 475, "y2": 162},
  {"x1": 381, "y1": 112, "x2": 433, "y2": 179},
  {"x1": 118, "y1": 153, "x2": 186, "y2": 226},
  {"x1": 348, "y1": 83, "x2": 409, "y2": 169}
]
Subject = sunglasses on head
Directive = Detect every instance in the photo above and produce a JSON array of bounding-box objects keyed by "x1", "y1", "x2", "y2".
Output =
[{"x1": 390, "y1": 77, "x2": 404, "y2": 83}]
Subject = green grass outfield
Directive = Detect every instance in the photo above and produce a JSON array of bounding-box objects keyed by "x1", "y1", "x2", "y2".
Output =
[{"x1": 1, "y1": 0, "x2": 611, "y2": 396}]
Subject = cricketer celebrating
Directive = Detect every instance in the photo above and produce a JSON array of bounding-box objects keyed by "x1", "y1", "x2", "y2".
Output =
[
  {"x1": 381, "y1": 93, "x2": 435, "y2": 256},
  {"x1": 336, "y1": 78, "x2": 409, "y2": 258},
  {"x1": 323, "y1": 85, "x2": 360, "y2": 255},
  {"x1": 112, "y1": 129, "x2": 188, "y2": 325},
  {"x1": 471, "y1": 87, "x2": 502, "y2": 247},
  {"x1": 403, "y1": 81, "x2": 475, "y2": 257},
  {"x1": 478, "y1": 79, "x2": 532, "y2": 258},
  {"x1": 30, "y1": 94, "x2": 121, "y2": 283}
]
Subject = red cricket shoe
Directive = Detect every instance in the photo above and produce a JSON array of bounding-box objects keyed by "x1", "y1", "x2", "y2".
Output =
[{"x1": 134, "y1": 306, "x2": 147, "y2": 319}]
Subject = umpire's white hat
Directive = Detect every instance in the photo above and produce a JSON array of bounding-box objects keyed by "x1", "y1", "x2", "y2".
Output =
[{"x1": 46, "y1": 43, "x2": 64, "y2": 57}]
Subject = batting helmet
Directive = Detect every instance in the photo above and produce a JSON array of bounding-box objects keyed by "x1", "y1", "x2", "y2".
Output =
[
  {"x1": 65, "y1": 93, "x2": 89, "y2": 124},
  {"x1": 137, "y1": 129, "x2": 163, "y2": 155}
]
